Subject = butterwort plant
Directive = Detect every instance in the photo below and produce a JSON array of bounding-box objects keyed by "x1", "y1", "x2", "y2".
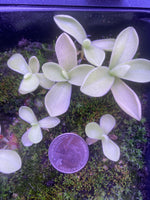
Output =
[
  {"x1": 42, "y1": 33, "x2": 94, "y2": 117},
  {"x1": 81, "y1": 27, "x2": 150, "y2": 120},
  {"x1": 7, "y1": 53, "x2": 54, "y2": 94},
  {"x1": 85, "y1": 114, "x2": 120, "y2": 162},
  {"x1": 54, "y1": 14, "x2": 115, "y2": 67},
  {"x1": 0, "y1": 125, "x2": 22, "y2": 174},
  {"x1": 19, "y1": 106, "x2": 60, "y2": 146}
]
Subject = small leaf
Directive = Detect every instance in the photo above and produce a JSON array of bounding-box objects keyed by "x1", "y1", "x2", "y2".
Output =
[
  {"x1": 109, "y1": 27, "x2": 139, "y2": 68},
  {"x1": 92, "y1": 38, "x2": 115, "y2": 51},
  {"x1": 68, "y1": 64, "x2": 95, "y2": 86},
  {"x1": 83, "y1": 44, "x2": 105, "y2": 67},
  {"x1": 54, "y1": 15, "x2": 87, "y2": 44},
  {"x1": 19, "y1": 106, "x2": 38, "y2": 124},
  {"x1": 36, "y1": 73, "x2": 54, "y2": 89},
  {"x1": 111, "y1": 79, "x2": 141, "y2": 120},
  {"x1": 85, "y1": 122, "x2": 104, "y2": 140},
  {"x1": 0, "y1": 150, "x2": 22, "y2": 174},
  {"x1": 100, "y1": 114, "x2": 116, "y2": 135},
  {"x1": 19, "y1": 74, "x2": 40, "y2": 94},
  {"x1": 42, "y1": 62, "x2": 66, "y2": 82},
  {"x1": 102, "y1": 136, "x2": 120, "y2": 162},
  {"x1": 39, "y1": 116, "x2": 60, "y2": 129},
  {"x1": 7, "y1": 53, "x2": 31, "y2": 75},
  {"x1": 122, "y1": 59, "x2": 150, "y2": 82},
  {"x1": 28, "y1": 125, "x2": 43, "y2": 144},
  {"x1": 86, "y1": 137, "x2": 98, "y2": 145},
  {"x1": 109, "y1": 64, "x2": 130, "y2": 77},
  {"x1": 55, "y1": 33, "x2": 77, "y2": 71},
  {"x1": 29, "y1": 56, "x2": 40, "y2": 73},
  {"x1": 81, "y1": 66, "x2": 115, "y2": 97},
  {"x1": 45, "y1": 82, "x2": 72, "y2": 117},
  {"x1": 21, "y1": 130, "x2": 33, "y2": 147}
]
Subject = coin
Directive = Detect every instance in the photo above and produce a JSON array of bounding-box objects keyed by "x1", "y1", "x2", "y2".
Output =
[{"x1": 48, "y1": 133, "x2": 89, "y2": 173}]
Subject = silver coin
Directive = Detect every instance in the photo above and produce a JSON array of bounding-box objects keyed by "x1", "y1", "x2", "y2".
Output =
[{"x1": 48, "y1": 133, "x2": 89, "y2": 173}]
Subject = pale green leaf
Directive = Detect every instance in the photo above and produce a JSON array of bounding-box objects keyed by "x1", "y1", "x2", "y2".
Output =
[
  {"x1": 45, "y1": 82, "x2": 72, "y2": 117},
  {"x1": 102, "y1": 136, "x2": 120, "y2": 162},
  {"x1": 39, "y1": 116, "x2": 60, "y2": 129},
  {"x1": 21, "y1": 130, "x2": 33, "y2": 147},
  {"x1": 29, "y1": 56, "x2": 40, "y2": 73},
  {"x1": 68, "y1": 64, "x2": 95, "y2": 86},
  {"x1": 0, "y1": 150, "x2": 22, "y2": 174},
  {"x1": 42, "y1": 62, "x2": 67, "y2": 82},
  {"x1": 100, "y1": 114, "x2": 116, "y2": 135},
  {"x1": 54, "y1": 15, "x2": 87, "y2": 44},
  {"x1": 19, "y1": 106, "x2": 38, "y2": 124},
  {"x1": 36, "y1": 73, "x2": 54, "y2": 89},
  {"x1": 92, "y1": 38, "x2": 115, "y2": 51},
  {"x1": 83, "y1": 44, "x2": 105, "y2": 67},
  {"x1": 85, "y1": 122, "x2": 104, "y2": 140},
  {"x1": 19, "y1": 74, "x2": 39, "y2": 94},
  {"x1": 111, "y1": 79, "x2": 141, "y2": 120},
  {"x1": 109, "y1": 64, "x2": 130, "y2": 77},
  {"x1": 81, "y1": 66, "x2": 115, "y2": 97},
  {"x1": 28, "y1": 125, "x2": 43, "y2": 144},
  {"x1": 55, "y1": 33, "x2": 77, "y2": 71},
  {"x1": 121, "y1": 59, "x2": 150, "y2": 82},
  {"x1": 7, "y1": 53, "x2": 31, "y2": 75},
  {"x1": 109, "y1": 27, "x2": 139, "y2": 68}
]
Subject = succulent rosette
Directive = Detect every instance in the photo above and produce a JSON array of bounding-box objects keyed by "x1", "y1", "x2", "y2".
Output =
[
  {"x1": 85, "y1": 114, "x2": 120, "y2": 162},
  {"x1": 54, "y1": 14, "x2": 115, "y2": 67},
  {"x1": 19, "y1": 106, "x2": 60, "y2": 146},
  {"x1": 81, "y1": 27, "x2": 150, "y2": 120},
  {"x1": 42, "y1": 33, "x2": 94, "y2": 117},
  {"x1": 7, "y1": 53, "x2": 54, "y2": 94}
]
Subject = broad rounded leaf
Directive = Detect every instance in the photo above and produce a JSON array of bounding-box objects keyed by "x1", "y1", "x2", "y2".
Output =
[
  {"x1": 100, "y1": 114, "x2": 116, "y2": 135},
  {"x1": 111, "y1": 79, "x2": 141, "y2": 120},
  {"x1": 19, "y1": 74, "x2": 40, "y2": 94},
  {"x1": 55, "y1": 33, "x2": 77, "y2": 71},
  {"x1": 42, "y1": 62, "x2": 66, "y2": 82},
  {"x1": 109, "y1": 64, "x2": 130, "y2": 78},
  {"x1": 39, "y1": 116, "x2": 60, "y2": 129},
  {"x1": 54, "y1": 15, "x2": 87, "y2": 44},
  {"x1": 19, "y1": 106, "x2": 38, "y2": 124},
  {"x1": 85, "y1": 122, "x2": 104, "y2": 140},
  {"x1": 36, "y1": 73, "x2": 54, "y2": 89},
  {"x1": 21, "y1": 130, "x2": 33, "y2": 147},
  {"x1": 7, "y1": 53, "x2": 31, "y2": 75},
  {"x1": 45, "y1": 82, "x2": 72, "y2": 117},
  {"x1": 102, "y1": 136, "x2": 120, "y2": 162},
  {"x1": 29, "y1": 56, "x2": 40, "y2": 73},
  {"x1": 122, "y1": 59, "x2": 150, "y2": 83},
  {"x1": 83, "y1": 44, "x2": 105, "y2": 67},
  {"x1": 0, "y1": 150, "x2": 22, "y2": 174},
  {"x1": 28, "y1": 125, "x2": 43, "y2": 144},
  {"x1": 109, "y1": 27, "x2": 139, "y2": 68},
  {"x1": 86, "y1": 137, "x2": 98, "y2": 145},
  {"x1": 81, "y1": 66, "x2": 115, "y2": 97},
  {"x1": 92, "y1": 39, "x2": 115, "y2": 51},
  {"x1": 68, "y1": 64, "x2": 95, "y2": 86}
]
